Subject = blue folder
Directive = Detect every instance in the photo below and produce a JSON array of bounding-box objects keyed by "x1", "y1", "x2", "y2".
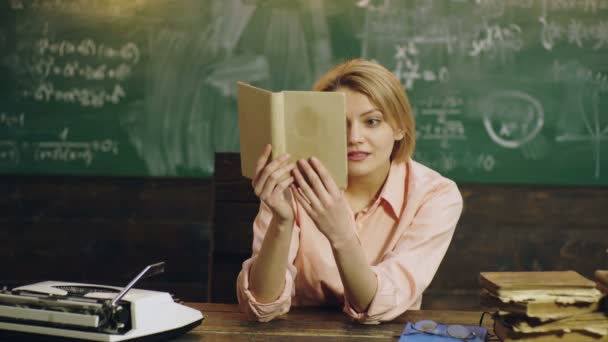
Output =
[{"x1": 399, "y1": 322, "x2": 488, "y2": 341}]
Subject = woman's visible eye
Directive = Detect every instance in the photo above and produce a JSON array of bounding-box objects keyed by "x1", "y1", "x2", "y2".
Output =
[{"x1": 366, "y1": 118, "x2": 381, "y2": 126}]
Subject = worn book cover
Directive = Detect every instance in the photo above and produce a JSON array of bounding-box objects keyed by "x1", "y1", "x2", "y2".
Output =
[
  {"x1": 480, "y1": 288, "x2": 599, "y2": 321},
  {"x1": 480, "y1": 271, "x2": 600, "y2": 298},
  {"x1": 237, "y1": 82, "x2": 347, "y2": 189},
  {"x1": 480, "y1": 271, "x2": 597, "y2": 292}
]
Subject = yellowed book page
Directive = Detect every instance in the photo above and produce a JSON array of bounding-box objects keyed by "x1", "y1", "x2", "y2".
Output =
[
  {"x1": 282, "y1": 91, "x2": 347, "y2": 189},
  {"x1": 237, "y1": 82, "x2": 272, "y2": 179}
]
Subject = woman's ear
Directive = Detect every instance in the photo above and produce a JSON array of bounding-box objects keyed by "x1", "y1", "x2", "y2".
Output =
[{"x1": 394, "y1": 129, "x2": 405, "y2": 141}]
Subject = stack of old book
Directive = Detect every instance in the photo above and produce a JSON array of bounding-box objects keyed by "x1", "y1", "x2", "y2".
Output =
[{"x1": 480, "y1": 271, "x2": 608, "y2": 341}]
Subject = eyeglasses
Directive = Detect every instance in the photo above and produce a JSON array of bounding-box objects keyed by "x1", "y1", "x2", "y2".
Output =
[{"x1": 411, "y1": 320, "x2": 477, "y2": 341}]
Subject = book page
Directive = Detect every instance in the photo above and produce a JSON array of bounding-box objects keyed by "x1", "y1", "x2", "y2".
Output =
[{"x1": 283, "y1": 91, "x2": 347, "y2": 189}]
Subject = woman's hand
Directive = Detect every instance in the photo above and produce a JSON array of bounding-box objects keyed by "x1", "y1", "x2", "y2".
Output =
[
  {"x1": 292, "y1": 157, "x2": 356, "y2": 246},
  {"x1": 252, "y1": 145, "x2": 296, "y2": 224}
]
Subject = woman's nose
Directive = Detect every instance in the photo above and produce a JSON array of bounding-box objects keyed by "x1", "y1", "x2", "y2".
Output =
[{"x1": 348, "y1": 123, "x2": 363, "y2": 144}]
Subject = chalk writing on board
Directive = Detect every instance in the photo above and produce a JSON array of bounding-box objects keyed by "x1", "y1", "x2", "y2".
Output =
[
  {"x1": 418, "y1": 95, "x2": 464, "y2": 108},
  {"x1": 12, "y1": 0, "x2": 144, "y2": 16},
  {"x1": 482, "y1": 91, "x2": 544, "y2": 149},
  {"x1": 415, "y1": 95, "x2": 467, "y2": 148},
  {"x1": 475, "y1": 0, "x2": 608, "y2": 16},
  {"x1": 356, "y1": 0, "x2": 390, "y2": 11},
  {"x1": 31, "y1": 57, "x2": 132, "y2": 81},
  {"x1": 361, "y1": 3, "x2": 457, "y2": 58},
  {"x1": 553, "y1": 61, "x2": 607, "y2": 179},
  {"x1": 32, "y1": 128, "x2": 119, "y2": 166},
  {"x1": 15, "y1": 32, "x2": 140, "y2": 108},
  {"x1": 477, "y1": 153, "x2": 497, "y2": 172},
  {"x1": 24, "y1": 83, "x2": 126, "y2": 108},
  {"x1": 38, "y1": 38, "x2": 140, "y2": 64},
  {"x1": 417, "y1": 151, "x2": 458, "y2": 172},
  {"x1": 414, "y1": 150, "x2": 498, "y2": 173},
  {"x1": 542, "y1": 0, "x2": 608, "y2": 13},
  {"x1": 476, "y1": 0, "x2": 606, "y2": 17},
  {"x1": 0, "y1": 112, "x2": 25, "y2": 128},
  {"x1": 540, "y1": 16, "x2": 608, "y2": 50},
  {"x1": 473, "y1": 0, "x2": 534, "y2": 18},
  {"x1": 553, "y1": 61, "x2": 608, "y2": 93},
  {"x1": 393, "y1": 43, "x2": 449, "y2": 90},
  {"x1": 469, "y1": 23, "x2": 523, "y2": 57},
  {"x1": 417, "y1": 120, "x2": 466, "y2": 148},
  {"x1": 555, "y1": 92, "x2": 607, "y2": 179},
  {"x1": 0, "y1": 141, "x2": 19, "y2": 165}
]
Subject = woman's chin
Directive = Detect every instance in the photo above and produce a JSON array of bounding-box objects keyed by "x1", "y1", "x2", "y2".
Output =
[{"x1": 347, "y1": 165, "x2": 369, "y2": 178}]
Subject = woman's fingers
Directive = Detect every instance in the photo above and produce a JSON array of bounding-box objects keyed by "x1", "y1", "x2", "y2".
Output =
[
  {"x1": 257, "y1": 159, "x2": 296, "y2": 201},
  {"x1": 292, "y1": 163, "x2": 323, "y2": 210},
  {"x1": 309, "y1": 157, "x2": 341, "y2": 196},
  {"x1": 295, "y1": 185, "x2": 311, "y2": 205},
  {"x1": 270, "y1": 175, "x2": 295, "y2": 199},
  {"x1": 253, "y1": 152, "x2": 290, "y2": 193},
  {"x1": 296, "y1": 159, "x2": 332, "y2": 204},
  {"x1": 252, "y1": 144, "x2": 272, "y2": 186},
  {"x1": 292, "y1": 183, "x2": 314, "y2": 215}
]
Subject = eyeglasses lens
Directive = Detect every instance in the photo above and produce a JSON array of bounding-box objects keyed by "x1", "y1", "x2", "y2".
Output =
[
  {"x1": 413, "y1": 320, "x2": 438, "y2": 332},
  {"x1": 447, "y1": 324, "x2": 472, "y2": 339}
]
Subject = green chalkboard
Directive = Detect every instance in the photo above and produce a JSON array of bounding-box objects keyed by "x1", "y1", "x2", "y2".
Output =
[{"x1": 0, "y1": 0, "x2": 607, "y2": 185}]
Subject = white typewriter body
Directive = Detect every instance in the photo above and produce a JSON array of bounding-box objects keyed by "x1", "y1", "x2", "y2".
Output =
[{"x1": 0, "y1": 280, "x2": 204, "y2": 341}]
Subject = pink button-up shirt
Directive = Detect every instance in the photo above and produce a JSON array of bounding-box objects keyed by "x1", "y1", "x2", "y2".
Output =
[{"x1": 237, "y1": 159, "x2": 463, "y2": 323}]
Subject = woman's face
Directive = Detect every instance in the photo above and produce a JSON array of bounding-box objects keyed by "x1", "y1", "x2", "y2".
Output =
[{"x1": 337, "y1": 87, "x2": 403, "y2": 180}]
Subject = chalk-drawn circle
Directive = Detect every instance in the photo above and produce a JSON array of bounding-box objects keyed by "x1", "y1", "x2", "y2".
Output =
[{"x1": 482, "y1": 91, "x2": 544, "y2": 148}]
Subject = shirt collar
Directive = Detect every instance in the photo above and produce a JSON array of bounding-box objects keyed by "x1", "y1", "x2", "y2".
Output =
[{"x1": 377, "y1": 160, "x2": 407, "y2": 218}]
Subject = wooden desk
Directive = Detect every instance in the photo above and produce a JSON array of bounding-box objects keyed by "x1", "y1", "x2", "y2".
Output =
[{"x1": 174, "y1": 303, "x2": 492, "y2": 341}]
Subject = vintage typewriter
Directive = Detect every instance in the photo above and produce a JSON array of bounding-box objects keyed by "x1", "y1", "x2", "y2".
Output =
[{"x1": 0, "y1": 262, "x2": 203, "y2": 341}]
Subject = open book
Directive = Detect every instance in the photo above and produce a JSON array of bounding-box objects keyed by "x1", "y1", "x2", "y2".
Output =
[{"x1": 237, "y1": 82, "x2": 347, "y2": 189}]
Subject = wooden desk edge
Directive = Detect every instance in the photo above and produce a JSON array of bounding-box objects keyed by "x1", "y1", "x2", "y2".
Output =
[{"x1": 186, "y1": 302, "x2": 492, "y2": 327}]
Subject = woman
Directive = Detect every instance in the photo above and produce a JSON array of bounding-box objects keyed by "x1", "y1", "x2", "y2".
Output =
[{"x1": 236, "y1": 59, "x2": 463, "y2": 323}]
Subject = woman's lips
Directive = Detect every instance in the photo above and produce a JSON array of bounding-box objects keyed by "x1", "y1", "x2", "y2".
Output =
[{"x1": 348, "y1": 152, "x2": 369, "y2": 161}]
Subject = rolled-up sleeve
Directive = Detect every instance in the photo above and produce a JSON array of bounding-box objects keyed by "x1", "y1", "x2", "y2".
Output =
[
  {"x1": 343, "y1": 180, "x2": 463, "y2": 323},
  {"x1": 236, "y1": 202, "x2": 300, "y2": 322}
]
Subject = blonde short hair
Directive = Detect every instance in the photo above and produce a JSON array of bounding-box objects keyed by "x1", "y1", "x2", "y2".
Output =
[{"x1": 313, "y1": 59, "x2": 415, "y2": 162}]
